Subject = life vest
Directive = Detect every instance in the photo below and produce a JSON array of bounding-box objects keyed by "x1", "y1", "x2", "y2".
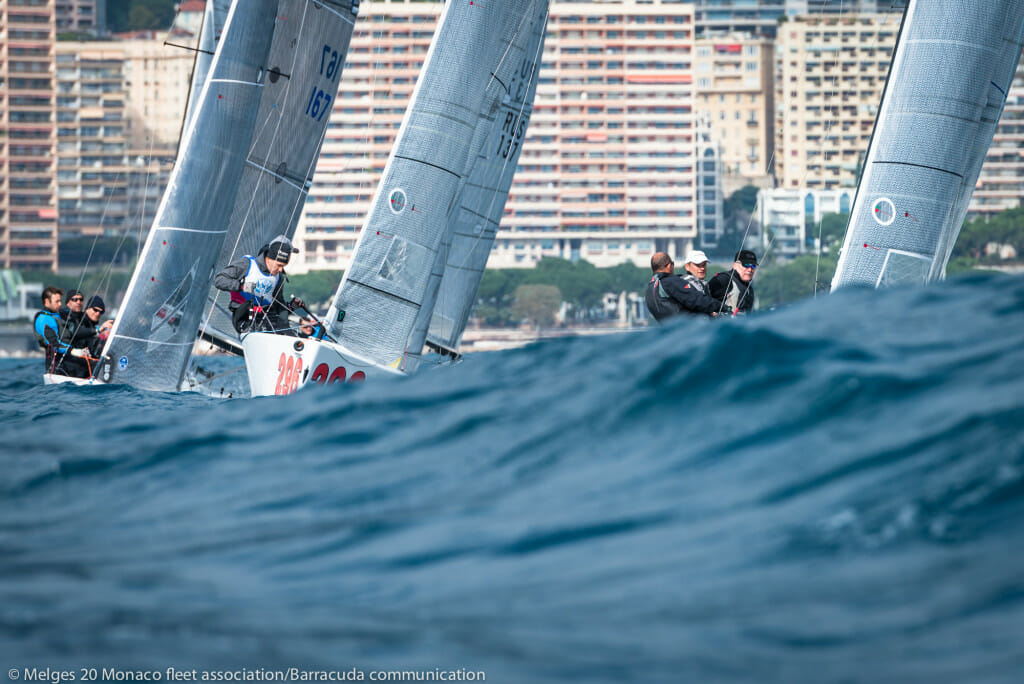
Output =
[
  {"x1": 237, "y1": 255, "x2": 279, "y2": 307},
  {"x1": 645, "y1": 272, "x2": 683, "y2": 321},
  {"x1": 681, "y1": 273, "x2": 710, "y2": 296},
  {"x1": 33, "y1": 310, "x2": 70, "y2": 352}
]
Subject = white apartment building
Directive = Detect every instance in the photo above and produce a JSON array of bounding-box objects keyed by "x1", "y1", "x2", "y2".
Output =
[
  {"x1": 757, "y1": 186, "x2": 853, "y2": 258},
  {"x1": 774, "y1": 13, "x2": 899, "y2": 190},
  {"x1": 294, "y1": 0, "x2": 704, "y2": 273}
]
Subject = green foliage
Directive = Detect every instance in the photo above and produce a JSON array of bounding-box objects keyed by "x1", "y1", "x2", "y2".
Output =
[
  {"x1": 284, "y1": 270, "x2": 344, "y2": 310},
  {"x1": 107, "y1": 0, "x2": 176, "y2": 32},
  {"x1": 714, "y1": 184, "x2": 762, "y2": 258},
  {"x1": 753, "y1": 254, "x2": 838, "y2": 309},
  {"x1": 25, "y1": 269, "x2": 134, "y2": 308},
  {"x1": 807, "y1": 212, "x2": 849, "y2": 251},
  {"x1": 511, "y1": 284, "x2": 562, "y2": 328},
  {"x1": 953, "y1": 206, "x2": 1024, "y2": 261},
  {"x1": 474, "y1": 258, "x2": 648, "y2": 325},
  {"x1": 59, "y1": 236, "x2": 137, "y2": 267}
]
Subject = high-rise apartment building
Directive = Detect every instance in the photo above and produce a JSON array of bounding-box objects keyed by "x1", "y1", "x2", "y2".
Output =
[
  {"x1": 54, "y1": 34, "x2": 190, "y2": 248},
  {"x1": 296, "y1": 0, "x2": 701, "y2": 273},
  {"x1": 773, "y1": 13, "x2": 899, "y2": 190},
  {"x1": 1, "y1": 0, "x2": 59, "y2": 271},
  {"x1": 693, "y1": 1, "x2": 898, "y2": 38},
  {"x1": 971, "y1": 54, "x2": 1024, "y2": 218},
  {"x1": 56, "y1": 44, "x2": 129, "y2": 239},
  {"x1": 694, "y1": 0, "x2": 787, "y2": 38},
  {"x1": 55, "y1": 0, "x2": 105, "y2": 36},
  {"x1": 693, "y1": 34, "x2": 774, "y2": 192}
]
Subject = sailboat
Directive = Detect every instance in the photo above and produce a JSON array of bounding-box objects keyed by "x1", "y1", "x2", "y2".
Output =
[
  {"x1": 241, "y1": 0, "x2": 550, "y2": 396},
  {"x1": 72, "y1": 0, "x2": 359, "y2": 392},
  {"x1": 831, "y1": 0, "x2": 1024, "y2": 289}
]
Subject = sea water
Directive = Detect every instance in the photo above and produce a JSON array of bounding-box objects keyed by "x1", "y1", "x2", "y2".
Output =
[{"x1": 2, "y1": 273, "x2": 1023, "y2": 683}]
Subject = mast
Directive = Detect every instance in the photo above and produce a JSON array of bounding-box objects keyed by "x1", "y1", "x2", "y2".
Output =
[
  {"x1": 99, "y1": 0, "x2": 280, "y2": 391},
  {"x1": 831, "y1": 0, "x2": 1024, "y2": 289}
]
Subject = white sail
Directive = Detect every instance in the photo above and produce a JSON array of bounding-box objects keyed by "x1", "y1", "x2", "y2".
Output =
[
  {"x1": 324, "y1": 0, "x2": 542, "y2": 372},
  {"x1": 831, "y1": 0, "x2": 1024, "y2": 289},
  {"x1": 201, "y1": 0, "x2": 360, "y2": 351},
  {"x1": 426, "y1": 2, "x2": 549, "y2": 355},
  {"x1": 99, "y1": 0, "x2": 281, "y2": 391}
]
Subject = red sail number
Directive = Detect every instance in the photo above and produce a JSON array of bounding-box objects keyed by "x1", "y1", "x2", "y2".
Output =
[{"x1": 275, "y1": 353, "x2": 303, "y2": 395}]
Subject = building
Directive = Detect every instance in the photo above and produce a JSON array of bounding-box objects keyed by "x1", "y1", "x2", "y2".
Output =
[
  {"x1": 970, "y1": 54, "x2": 1024, "y2": 218},
  {"x1": 55, "y1": 0, "x2": 105, "y2": 36},
  {"x1": 693, "y1": 33, "x2": 774, "y2": 192},
  {"x1": 695, "y1": 115, "x2": 725, "y2": 251},
  {"x1": 56, "y1": 44, "x2": 130, "y2": 239},
  {"x1": 757, "y1": 186, "x2": 852, "y2": 258},
  {"x1": 693, "y1": 0, "x2": 787, "y2": 39},
  {"x1": 773, "y1": 13, "x2": 899, "y2": 191},
  {"x1": 295, "y1": 0, "x2": 701, "y2": 273},
  {"x1": 1, "y1": 0, "x2": 59, "y2": 271},
  {"x1": 692, "y1": 1, "x2": 898, "y2": 39},
  {"x1": 54, "y1": 37, "x2": 190, "y2": 246}
]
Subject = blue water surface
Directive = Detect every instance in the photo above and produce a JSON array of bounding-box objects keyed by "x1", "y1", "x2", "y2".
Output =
[{"x1": 2, "y1": 273, "x2": 1024, "y2": 683}]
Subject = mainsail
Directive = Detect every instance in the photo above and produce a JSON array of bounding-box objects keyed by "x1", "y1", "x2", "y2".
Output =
[
  {"x1": 100, "y1": 0, "x2": 280, "y2": 391},
  {"x1": 201, "y1": 0, "x2": 360, "y2": 350},
  {"x1": 426, "y1": 2, "x2": 549, "y2": 355},
  {"x1": 325, "y1": 0, "x2": 543, "y2": 372},
  {"x1": 831, "y1": 0, "x2": 1024, "y2": 289},
  {"x1": 181, "y1": 0, "x2": 232, "y2": 137}
]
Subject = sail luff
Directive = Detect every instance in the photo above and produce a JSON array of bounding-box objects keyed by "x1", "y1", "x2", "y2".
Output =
[
  {"x1": 100, "y1": 0, "x2": 281, "y2": 390},
  {"x1": 831, "y1": 0, "x2": 1024, "y2": 290}
]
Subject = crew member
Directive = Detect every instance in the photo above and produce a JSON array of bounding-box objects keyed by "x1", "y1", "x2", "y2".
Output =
[
  {"x1": 709, "y1": 249, "x2": 758, "y2": 315},
  {"x1": 33, "y1": 286, "x2": 88, "y2": 377},
  {"x1": 213, "y1": 235, "x2": 305, "y2": 334},
  {"x1": 644, "y1": 252, "x2": 721, "y2": 322}
]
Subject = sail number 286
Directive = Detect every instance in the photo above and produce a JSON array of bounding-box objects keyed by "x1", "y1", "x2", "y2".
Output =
[{"x1": 305, "y1": 44, "x2": 343, "y2": 122}]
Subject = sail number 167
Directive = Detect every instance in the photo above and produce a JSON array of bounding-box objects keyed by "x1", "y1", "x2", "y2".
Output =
[{"x1": 305, "y1": 43, "x2": 343, "y2": 122}]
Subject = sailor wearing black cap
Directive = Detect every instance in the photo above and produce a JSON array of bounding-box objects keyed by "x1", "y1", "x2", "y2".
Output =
[
  {"x1": 213, "y1": 234, "x2": 305, "y2": 334},
  {"x1": 709, "y1": 249, "x2": 758, "y2": 314}
]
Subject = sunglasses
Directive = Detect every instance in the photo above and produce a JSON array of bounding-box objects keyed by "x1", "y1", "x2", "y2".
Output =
[
  {"x1": 742, "y1": 263, "x2": 758, "y2": 269},
  {"x1": 70, "y1": 296, "x2": 83, "y2": 302},
  {"x1": 88, "y1": 307, "x2": 103, "y2": 314}
]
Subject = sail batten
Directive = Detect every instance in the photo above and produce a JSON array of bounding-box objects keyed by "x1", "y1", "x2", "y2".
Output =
[{"x1": 831, "y1": 0, "x2": 1024, "y2": 290}]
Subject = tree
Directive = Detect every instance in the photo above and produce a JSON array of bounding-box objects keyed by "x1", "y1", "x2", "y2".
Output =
[{"x1": 511, "y1": 284, "x2": 562, "y2": 328}]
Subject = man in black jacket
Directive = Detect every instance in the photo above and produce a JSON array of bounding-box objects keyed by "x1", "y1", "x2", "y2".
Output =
[
  {"x1": 645, "y1": 251, "x2": 721, "y2": 322},
  {"x1": 709, "y1": 249, "x2": 758, "y2": 314},
  {"x1": 213, "y1": 235, "x2": 308, "y2": 334}
]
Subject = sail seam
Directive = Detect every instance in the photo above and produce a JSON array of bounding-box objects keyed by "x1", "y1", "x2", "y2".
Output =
[
  {"x1": 245, "y1": 159, "x2": 307, "y2": 192},
  {"x1": 393, "y1": 155, "x2": 461, "y2": 179},
  {"x1": 871, "y1": 160, "x2": 964, "y2": 178},
  {"x1": 210, "y1": 78, "x2": 265, "y2": 87},
  {"x1": 346, "y1": 279, "x2": 422, "y2": 307},
  {"x1": 107, "y1": 335, "x2": 195, "y2": 347},
  {"x1": 154, "y1": 226, "x2": 229, "y2": 234},
  {"x1": 306, "y1": 0, "x2": 356, "y2": 26}
]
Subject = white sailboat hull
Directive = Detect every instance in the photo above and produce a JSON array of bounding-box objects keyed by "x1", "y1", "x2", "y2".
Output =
[
  {"x1": 43, "y1": 374, "x2": 101, "y2": 387},
  {"x1": 241, "y1": 332, "x2": 404, "y2": 397}
]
